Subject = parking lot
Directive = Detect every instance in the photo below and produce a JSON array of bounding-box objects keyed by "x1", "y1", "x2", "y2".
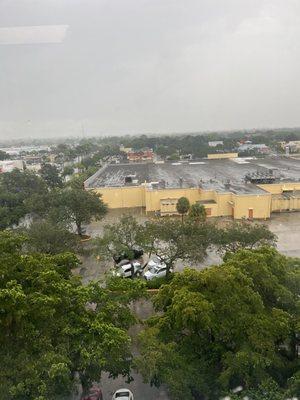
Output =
[{"x1": 78, "y1": 210, "x2": 300, "y2": 400}]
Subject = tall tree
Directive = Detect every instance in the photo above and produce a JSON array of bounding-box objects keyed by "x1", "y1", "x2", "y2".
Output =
[
  {"x1": 136, "y1": 247, "x2": 300, "y2": 400},
  {"x1": 176, "y1": 197, "x2": 190, "y2": 222},
  {"x1": 62, "y1": 165, "x2": 74, "y2": 177},
  {"x1": 40, "y1": 163, "x2": 63, "y2": 188},
  {"x1": 0, "y1": 231, "x2": 146, "y2": 400},
  {"x1": 95, "y1": 214, "x2": 144, "y2": 262},
  {"x1": 0, "y1": 170, "x2": 47, "y2": 229},
  {"x1": 142, "y1": 218, "x2": 210, "y2": 274},
  {"x1": 188, "y1": 203, "x2": 207, "y2": 224},
  {"x1": 0, "y1": 150, "x2": 9, "y2": 160},
  {"x1": 214, "y1": 221, "x2": 276, "y2": 255},
  {"x1": 95, "y1": 216, "x2": 211, "y2": 275},
  {"x1": 53, "y1": 188, "x2": 107, "y2": 235},
  {"x1": 24, "y1": 219, "x2": 80, "y2": 254}
]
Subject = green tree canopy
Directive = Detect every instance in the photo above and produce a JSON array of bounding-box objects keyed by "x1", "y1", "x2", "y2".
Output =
[
  {"x1": 0, "y1": 231, "x2": 146, "y2": 400},
  {"x1": 136, "y1": 247, "x2": 300, "y2": 399},
  {"x1": 214, "y1": 221, "x2": 276, "y2": 255},
  {"x1": 188, "y1": 203, "x2": 207, "y2": 224},
  {"x1": 40, "y1": 163, "x2": 63, "y2": 188},
  {"x1": 24, "y1": 218, "x2": 80, "y2": 254},
  {"x1": 95, "y1": 216, "x2": 212, "y2": 274},
  {"x1": 176, "y1": 197, "x2": 190, "y2": 222},
  {"x1": 62, "y1": 165, "x2": 75, "y2": 177},
  {"x1": 142, "y1": 218, "x2": 211, "y2": 274},
  {"x1": 0, "y1": 150, "x2": 10, "y2": 160},
  {"x1": 0, "y1": 169, "x2": 47, "y2": 229},
  {"x1": 95, "y1": 214, "x2": 144, "y2": 262},
  {"x1": 52, "y1": 188, "x2": 107, "y2": 235}
]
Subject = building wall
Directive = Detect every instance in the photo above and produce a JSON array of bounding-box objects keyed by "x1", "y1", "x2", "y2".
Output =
[
  {"x1": 94, "y1": 186, "x2": 145, "y2": 209},
  {"x1": 232, "y1": 194, "x2": 271, "y2": 219},
  {"x1": 207, "y1": 152, "x2": 238, "y2": 159},
  {"x1": 145, "y1": 188, "x2": 200, "y2": 212},
  {"x1": 216, "y1": 192, "x2": 234, "y2": 217},
  {"x1": 271, "y1": 196, "x2": 300, "y2": 212},
  {"x1": 93, "y1": 181, "x2": 300, "y2": 219},
  {"x1": 258, "y1": 182, "x2": 300, "y2": 194}
]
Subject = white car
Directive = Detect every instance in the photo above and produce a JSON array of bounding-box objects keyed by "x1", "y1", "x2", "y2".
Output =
[
  {"x1": 112, "y1": 388, "x2": 134, "y2": 400},
  {"x1": 113, "y1": 261, "x2": 142, "y2": 278},
  {"x1": 147, "y1": 255, "x2": 166, "y2": 269},
  {"x1": 144, "y1": 256, "x2": 171, "y2": 280},
  {"x1": 144, "y1": 264, "x2": 168, "y2": 280}
]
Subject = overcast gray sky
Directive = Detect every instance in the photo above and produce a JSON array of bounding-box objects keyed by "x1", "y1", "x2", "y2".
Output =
[{"x1": 0, "y1": 0, "x2": 300, "y2": 138}]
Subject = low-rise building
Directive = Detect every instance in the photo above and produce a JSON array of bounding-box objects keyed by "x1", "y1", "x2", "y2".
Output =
[
  {"x1": 127, "y1": 148, "x2": 154, "y2": 162},
  {"x1": 0, "y1": 160, "x2": 24, "y2": 173},
  {"x1": 238, "y1": 143, "x2": 270, "y2": 154},
  {"x1": 208, "y1": 140, "x2": 223, "y2": 147},
  {"x1": 85, "y1": 156, "x2": 300, "y2": 219}
]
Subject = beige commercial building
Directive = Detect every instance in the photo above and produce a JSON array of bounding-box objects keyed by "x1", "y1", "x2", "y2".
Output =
[{"x1": 85, "y1": 155, "x2": 300, "y2": 219}]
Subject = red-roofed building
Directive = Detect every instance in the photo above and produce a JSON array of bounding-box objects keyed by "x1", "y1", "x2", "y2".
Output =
[{"x1": 127, "y1": 148, "x2": 154, "y2": 162}]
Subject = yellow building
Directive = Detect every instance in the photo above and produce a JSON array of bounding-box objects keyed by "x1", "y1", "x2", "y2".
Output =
[
  {"x1": 207, "y1": 152, "x2": 238, "y2": 159},
  {"x1": 85, "y1": 157, "x2": 300, "y2": 220}
]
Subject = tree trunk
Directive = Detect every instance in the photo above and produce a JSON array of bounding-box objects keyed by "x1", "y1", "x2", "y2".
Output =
[
  {"x1": 76, "y1": 221, "x2": 82, "y2": 236},
  {"x1": 79, "y1": 372, "x2": 90, "y2": 395}
]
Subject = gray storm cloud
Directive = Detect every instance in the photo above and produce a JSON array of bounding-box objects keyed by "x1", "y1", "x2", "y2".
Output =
[{"x1": 0, "y1": 0, "x2": 300, "y2": 138}]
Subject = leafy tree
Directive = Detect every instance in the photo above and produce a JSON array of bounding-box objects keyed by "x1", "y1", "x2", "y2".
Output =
[
  {"x1": 168, "y1": 153, "x2": 180, "y2": 160},
  {"x1": 176, "y1": 197, "x2": 190, "y2": 222},
  {"x1": 62, "y1": 165, "x2": 74, "y2": 177},
  {"x1": 53, "y1": 188, "x2": 107, "y2": 235},
  {"x1": 40, "y1": 163, "x2": 63, "y2": 188},
  {"x1": 0, "y1": 231, "x2": 146, "y2": 400},
  {"x1": 188, "y1": 203, "x2": 206, "y2": 224},
  {"x1": 67, "y1": 173, "x2": 88, "y2": 189},
  {"x1": 136, "y1": 247, "x2": 300, "y2": 399},
  {"x1": 95, "y1": 216, "x2": 211, "y2": 274},
  {"x1": 24, "y1": 190, "x2": 57, "y2": 219},
  {"x1": 142, "y1": 218, "x2": 211, "y2": 274},
  {"x1": 214, "y1": 221, "x2": 276, "y2": 255},
  {"x1": 24, "y1": 219, "x2": 80, "y2": 254},
  {"x1": 226, "y1": 379, "x2": 286, "y2": 400},
  {"x1": 156, "y1": 145, "x2": 172, "y2": 158},
  {"x1": 0, "y1": 150, "x2": 9, "y2": 160},
  {"x1": 95, "y1": 214, "x2": 144, "y2": 262},
  {"x1": 0, "y1": 170, "x2": 47, "y2": 229}
]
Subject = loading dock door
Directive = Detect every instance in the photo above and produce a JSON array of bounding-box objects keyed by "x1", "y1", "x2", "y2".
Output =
[
  {"x1": 206, "y1": 208, "x2": 212, "y2": 216},
  {"x1": 248, "y1": 208, "x2": 253, "y2": 219}
]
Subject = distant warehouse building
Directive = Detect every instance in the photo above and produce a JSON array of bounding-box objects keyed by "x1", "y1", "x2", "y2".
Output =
[{"x1": 85, "y1": 154, "x2": 300, "y2": 220}]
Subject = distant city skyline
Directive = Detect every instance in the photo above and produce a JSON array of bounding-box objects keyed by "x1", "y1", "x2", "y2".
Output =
[{"x1": 1, "y1": 0, "x2": 300, "y2": 139}]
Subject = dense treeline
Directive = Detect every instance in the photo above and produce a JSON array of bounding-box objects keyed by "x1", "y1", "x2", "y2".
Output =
[{"x1": 50, "y1": 129, "x2": 300, "y2": 162}]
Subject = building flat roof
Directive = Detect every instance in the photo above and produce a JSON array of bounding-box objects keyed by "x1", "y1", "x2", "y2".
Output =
[{"x1": 86, "y1": 156, "x2": 300, "y2": 195}]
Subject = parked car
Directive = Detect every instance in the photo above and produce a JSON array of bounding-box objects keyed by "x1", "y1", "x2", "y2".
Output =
[
  {"x1": 81, "y1": 385, "x2": 103, "y2": 400},
  {"x1": 113, "y1": 247, "x2": 144, "y2": 263},
  {"x1": 144, "y1": 258, "x2": 172, "y2": 280},
  {"x1": 112, "y1": 388, "x2": 134, "y2": 400},
  {"x1": 147, "y1": 255, "x2": 166, "y2": 269},
  {"x1": 114, "y1": 261, "x2": 143, "y2": 278}
]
